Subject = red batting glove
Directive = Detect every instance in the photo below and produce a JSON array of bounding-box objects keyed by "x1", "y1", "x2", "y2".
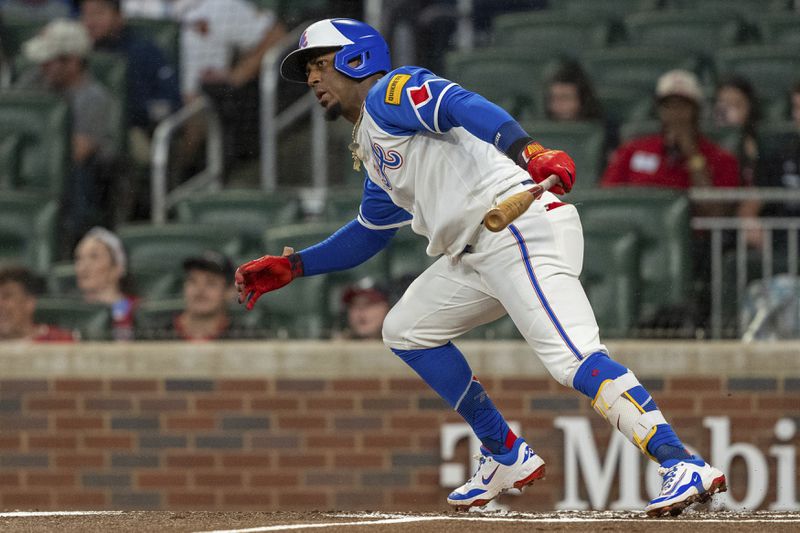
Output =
[
  {"x1": 234, "y1": 253, "x2": 304, "y2": 310},
  {"x1": 522, "y1": 142, "x2": 575, "y2": 195}
]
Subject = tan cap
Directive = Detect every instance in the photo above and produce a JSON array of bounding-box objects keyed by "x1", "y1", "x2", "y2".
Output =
[
  {"x1": 656, "y1": 69, "x2": 704, "y2": 106},
  {"x1": 23, "y1": 19, "x2": 91, "y2": 64}
]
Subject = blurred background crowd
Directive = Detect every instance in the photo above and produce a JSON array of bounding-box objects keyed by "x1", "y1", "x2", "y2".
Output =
[{"x1": 1, "y1": 0, "x2": 800, "y2": 343}]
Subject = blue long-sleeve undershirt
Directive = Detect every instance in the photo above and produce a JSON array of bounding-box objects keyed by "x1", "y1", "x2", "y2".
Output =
[{"x1": 297, "y1": 219, "x2": 397, "y2": 276}]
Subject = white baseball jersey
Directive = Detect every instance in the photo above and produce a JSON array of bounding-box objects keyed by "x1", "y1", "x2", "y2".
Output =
[{"x1": 354, "y1": 66, "x2": 554, "y2": 257}]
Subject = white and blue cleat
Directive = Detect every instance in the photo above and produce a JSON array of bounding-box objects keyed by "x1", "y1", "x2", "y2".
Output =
[
  {"x1": 646, "y1": 457, "x2": 727, "y2": 517},
  {"x1": 447, "y1": 437, "x2": 546, "y2": 511}
]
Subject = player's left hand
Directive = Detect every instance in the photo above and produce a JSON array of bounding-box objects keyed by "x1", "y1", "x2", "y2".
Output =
[{"x1": 523, "y1": 142, "x2": 575, "y2": 195}]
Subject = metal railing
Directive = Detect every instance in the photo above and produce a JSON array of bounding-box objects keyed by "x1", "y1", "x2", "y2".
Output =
[
  {"x1": 259, "y1": 25, "x2": 328, "y2": 191},
  {"x1": 150, "y1": 96, "x2": 223, "y2": 224},
  {"x1": 690, "y1": 187, "x2": 800, "y2": 340}
]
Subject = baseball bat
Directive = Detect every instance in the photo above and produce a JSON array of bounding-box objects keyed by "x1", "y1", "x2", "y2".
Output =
[{"x1": 483, "y1": 175, "x2": 560, "y2": 232}]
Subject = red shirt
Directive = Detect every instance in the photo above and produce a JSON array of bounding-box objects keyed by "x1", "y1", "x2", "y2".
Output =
[
  {"x1": 31, "y1": 324, "x2": 76, "y2": 342},
  {"x1": 601, "y1": 134, "x2": 740, "y2": 189}
]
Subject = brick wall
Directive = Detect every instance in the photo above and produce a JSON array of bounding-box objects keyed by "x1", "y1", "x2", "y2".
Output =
[{"x1": 1, "y1": 353, "x2": 798, "y2": 511}]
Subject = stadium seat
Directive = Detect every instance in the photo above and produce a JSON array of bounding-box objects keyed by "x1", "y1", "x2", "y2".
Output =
[
  {"x1": 714, "y1": 45, "x2": 800, "y2": 101},
  {"x1": 595, "y1": 86, "x2": 653, "y2": 126},
  {"x1": 492, "y1": 11, "x2": 612, "y2": 59},
  {"x1": 581, "y1": 227, "x2": 640, "y2": 338},
  {"x1": 663, "y1": 0, "x2": 791, "y2": 16},
  {"x1": 117, "y1": 223, "x2": 243, "y2": 288},
  {"x1": 624, "y1": 10, "x2": 746, "y2": 56},
  {"x1": 444, "y1": 48, "x2": 559, "y2": 118},
  {"x1": 569, "y1": 188, "x2": 692, "y2": 324},
  {"x1": 0, "y1": 18, "x2": 44, "y2": 59},
  {"x1": 0, "y1": 91, "x2": 69, "y2": 193},
  {"x1": 581, "y1": 47, "x2": 702, "y2": 96},
  {"x1": 0, "y1": 191, "x2": 58, "y2": 274},
  {"x1": 128, "y1": 17, "x2": 180, "y2": 69},
  {"x1": 386, "y1": 226, "x2": 436, "y2": 279},
  {"x1": 0, "y1": 133, "x2": 22, "y2": 189},
  {"x1": 618, "y1": 119, "x2": 660, "y2": 143},
  {"x1": 560, "y1": 0, "x2": 661, "y2": 18},
  {"x1": 175, "y1": 189, "x2": 302, "y2": 258},
  {"x1": 756, "y1": 13, "x2": 800, "y2": 47},
  {"x1": 321, "y1": 187, "x2": 365, "y2": 224},
  {"x1": 34, "y1": 298, "x2": 111, "y2": 341},
  {"x1": 134, "y1": 297, "x2": 269, "y2": 339},
  {"x1": 519, "y1": 120, "x2": 607, "y2": 189}
]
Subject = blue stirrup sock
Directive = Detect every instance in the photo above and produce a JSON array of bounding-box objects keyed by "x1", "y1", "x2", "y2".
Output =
[
  {"x1": 392, "y1": 342, "x2": 516, "y2": 455},
  {"x1": 572, "y1": 352, "x2": 692, "y2": 465}
]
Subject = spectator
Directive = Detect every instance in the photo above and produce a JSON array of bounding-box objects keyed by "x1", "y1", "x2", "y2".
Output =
[
  {"x1": 601, "y1": 69, "x2": 740, "y2": 216},
  {"x1": 174, "y1": 0, "x2": 287, "y2": 171},
  {"x1": 0, "y1": 265, "x2": 75, "y2": 342},
  {"x1": 337, "y1": 278, "x2": 390, "y2": 340},
  {"x1": 120, "y1": 0, "x2": 172, "y2": 19},
  {"x1": 544, "y1": 60, "x2": 603, "y2": 122},
  {"x1": 755, "y1": 82, "x2": 800, "y2": 252},
  {"x1": 146, "y1": 250, "x2": 237, "y2": 340},
  {"x1": 0, "y1": 0, "x2": 74, "y2": 21},
  {"x1": 74, "y1": 226, "x2": 137, "y2": 340},
  {"x1": 713, "y1": 75, "x2": 764, "y2": 247},
  {"x1": 80, "y1": 0, "x2": 181, "y2": 134},
  {"x1": 21, "y1": 19, "x2": 116, "y2": 252}
]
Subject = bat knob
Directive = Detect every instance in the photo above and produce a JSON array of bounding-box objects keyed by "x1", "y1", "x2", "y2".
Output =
[{"x1": 484, "y1": 209, "x2": 508, "y2": 232}]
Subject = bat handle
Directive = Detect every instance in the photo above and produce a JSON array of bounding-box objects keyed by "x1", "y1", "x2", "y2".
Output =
[{"x1": 483, "y1": 175, "x2": 560, "y2": 232}]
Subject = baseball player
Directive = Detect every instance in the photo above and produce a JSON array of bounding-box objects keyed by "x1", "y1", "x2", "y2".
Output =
[{"x1": 235, "y1": 18, "x2": 726, "y2": 516}]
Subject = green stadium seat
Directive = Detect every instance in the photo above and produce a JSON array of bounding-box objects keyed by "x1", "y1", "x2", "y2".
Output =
[
  {"x1": 618, "y1": 119, "x2": 660, "y2": 142},
  {"x1": 569, "y1": 188, "x2": 692, "y2": 324},
  {"x1": 386, "y1": 226, "x2": 436, "y2": 279},
  {"x1": 134, "y1": 297, "x2": 269, "y2": 339},
  {"x1": 127, "y1": 17, "x2": 180, "y2": 69},
  {"x1": 321, "y1": 187, "x2": 364, "y2": 224},
  {"x1": 0, "y1": 191, "x2": 58, "y2": 274},
  {"x1": 581, "y1": 227, "x2": 640, "y2": 338},
  {"x1": 0, "y1": 91, "x2": 69, "y2": 193},
  {"x1": 624, "y1": 10, "x2": 746, "y2": 56},
  {"x1": 756, "y1": 13, "x2": 800, "y2": 47},
  {"x1": 596, "y1": 86, "x2": 653, "y2": 126},
  {"x1": 561, "y1": 0, "x2": 661, "y2": 18},
  {"x1": 581, "y1": 47, "x2": 702, "y2": 96},
  {"x1": 0, "y1": 18, "x2": 44, "y2": 59},
  {"x1": 117, "y1": 223, "x2": 243, "y2": 285},
  {"x1": 520, "y1": 120, "x2": 607, "y2": 189},
  {"x1": 34, "y1": 298, "x2": 111, "y2": 341},
  {"x1": 175, "y1": 189, "x2": 302, "y2": 258},
  {"x1": 492, "y1": 11, "x2": 612, "y2": 58},
  {"x1": 444, "y1": 48, "x2": 559, "y2": 118},
  {"x1": 714, "y1": 45, "x2": 800, "y2": 101},
  {"x1": 663, "y1": 0, "x2": 791, "y2": 16},
  {"x1": 0, "y1": 133, "x2": 22, "y2": 189}
]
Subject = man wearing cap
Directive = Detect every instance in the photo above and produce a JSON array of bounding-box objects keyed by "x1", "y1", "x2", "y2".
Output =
[
  {"x1": 601, "y1": 69, "x2": 740, "y2": 205},
  {"x1": 338, "y1": 277, "x2": 390, "y2": 340},
  {"x1": 171, "y1": 251, "x2": 237, "y2": 341},
  {"x1": 22, "y1": 19, "x2": 116, "y2": 252}
]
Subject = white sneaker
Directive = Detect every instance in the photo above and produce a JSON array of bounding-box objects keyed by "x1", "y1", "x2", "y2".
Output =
[
  {"x1": 447, "y1": 437, "x2": 545, "y2": 510},
  {"x1": 645, "y1": 458, "x2": 727, "y2": 517}
]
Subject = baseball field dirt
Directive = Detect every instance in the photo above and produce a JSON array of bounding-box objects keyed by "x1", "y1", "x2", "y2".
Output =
[{"x1": 1, "y1": 510, "x2": 798, "y2": 532}]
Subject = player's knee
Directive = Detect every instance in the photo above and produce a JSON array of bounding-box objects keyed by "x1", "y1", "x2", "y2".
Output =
[
  {"x1": 382, "y1": 307, "x2": 441, "y2": 351},
  {"x1": 570, "y1": 351, "x2": 628, "y2": 398}
]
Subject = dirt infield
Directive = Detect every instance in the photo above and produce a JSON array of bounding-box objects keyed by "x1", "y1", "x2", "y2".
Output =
[{"x1": 0, "y1": 510, "x2": 798, "y2": 533}]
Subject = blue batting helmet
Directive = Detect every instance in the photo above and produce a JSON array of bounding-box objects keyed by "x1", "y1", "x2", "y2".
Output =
[{"x1": 280, "y1": 18, "x2": 391, "y2": 82}]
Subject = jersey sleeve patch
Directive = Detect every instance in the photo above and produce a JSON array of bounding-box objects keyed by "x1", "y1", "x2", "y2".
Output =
[{"x1": 385, "y1": 73, "x2": 411, "y2": 105}]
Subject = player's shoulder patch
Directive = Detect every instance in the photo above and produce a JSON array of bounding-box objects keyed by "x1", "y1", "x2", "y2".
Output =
[{"x1": 384, "y1": 73, "x2": 411, "y2": 105}]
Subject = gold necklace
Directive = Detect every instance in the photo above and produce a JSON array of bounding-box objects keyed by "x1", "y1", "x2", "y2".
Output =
[{"x1": 348, "y1": 103, "x2": 365, "y2": 171}]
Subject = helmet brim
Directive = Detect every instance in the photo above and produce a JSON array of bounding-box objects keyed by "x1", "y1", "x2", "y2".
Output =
[{"x1": 280, "y1": 46, "x2": 340, "y2": 83}]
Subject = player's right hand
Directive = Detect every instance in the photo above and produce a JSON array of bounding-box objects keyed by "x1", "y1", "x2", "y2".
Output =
[
  {"x1": 235, "y1": 250, "x2": 304, "y2": 310},
  {"x1": 522, "y1": 142, "x2": 575, "y2": 195}
]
